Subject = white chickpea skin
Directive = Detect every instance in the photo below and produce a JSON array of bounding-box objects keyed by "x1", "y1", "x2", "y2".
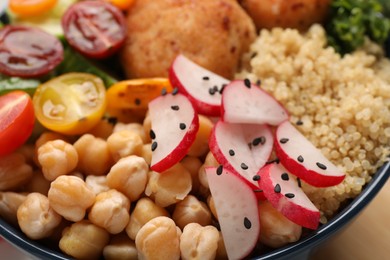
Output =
[
  {"x1": 126, "y1": 197, "x2": 170, "y2": 240},
  {"x1": 48, "y1": 175, "x2": 96, "y2": 222},
  {"x1": 17, "y1": 192, "x2": 62, "y2": 240},
  {"x1": 0, "y1": 192, "x2": 27, "y2": 226},
  {"x1": 73, "y1": 134, "x2": 113, "y2": 176},
  {"x1": 0, "y1": 152, "x2": 33, "y2": 191},
  {"x1": 145, "y1": 163, "x2": 192, "y2": 207},
  {"x1": 85, "y1": 175, "x2": 110, "y2": 195},
  {"x1": 103, "y1": 233, "x2": 138, "y2": 260},
  {"x1": 107, "y1": 130, "x2": 143, "y2": 161},
  {"x1": 106, "y1": 155, "x2": 148, "y2": 201},
  {"x1": 33, "y1": 131, "x2": 70, "y2": 167},
  {"x1": 173, "y1": 195, "x2": 212, "y2": 230},
  {"x1": 135, "y1": 216, "x2": 181, "y2": 260},
  {"x1": 258, "y1": 200, "x2": 302, "y2": 248},
  {"x1": 88, "y1": 189, "x2": 130, "y2": 234},
  {"x1": 59, "y1": 220, "x2": 110, "y2": 260},
  {"x1": 180, "y1": 223, "x2": 219, "y2": 260},
  {"x1": 37, "y1": 139, "x2": 78, "y2": 181}
]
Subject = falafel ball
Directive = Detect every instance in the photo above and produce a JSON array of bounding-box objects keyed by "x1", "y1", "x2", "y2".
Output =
[{"x1": 120, "y1": 0, "x2": 256, "y2": 79}]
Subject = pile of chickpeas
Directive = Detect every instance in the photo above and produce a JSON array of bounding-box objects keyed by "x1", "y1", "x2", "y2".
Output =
[{"x1": 0, "y1": 112, "x2": 303, "y2": 260}]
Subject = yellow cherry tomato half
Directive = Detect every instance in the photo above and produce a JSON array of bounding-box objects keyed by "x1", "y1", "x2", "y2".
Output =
[
  {"x1": 33, "y1": 73, "x2": 106, "y2": 135},
  {"x1": 9, "y1": 0, "x2": 58, "y2": 17},
  {"x1": 103, "y1": 0, "x2": 135, "y2": 11},
  {"x1": 106, "y1": 78, "x2": 173, "y2": 110}
]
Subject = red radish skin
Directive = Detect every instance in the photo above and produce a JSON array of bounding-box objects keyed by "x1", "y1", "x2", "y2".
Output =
[
  {"x1": 275, "y1": 121, "x2": 345, "y2": 187},
  {"x1": 206, "y1": 166, "x2": 260, "y2": 260},
  {"x1": 169, "y1": 54, "x2": 230, "y2": 116},
  {"x1": 209, "y1": 120, "x2": 273, "y2": 196},
  {"x1": 149, "y1": 92, "x2": 199, "y2": 172},
  {"x1": 258, "y1": 163, "x2": 320, "y2": 230},
  {"x1": 221, "y1": 80, "x2": 289, "y2": 125}
]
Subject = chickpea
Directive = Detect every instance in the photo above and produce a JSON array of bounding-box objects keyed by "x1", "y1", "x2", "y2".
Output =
[
  {"x1": 33, "y1": 131, "x2": 70, "y2": 167},
  {"x1": 0, "y1": 153, "x2": 33, "y2": 191},
  {"x1": 88, "y1": 118, "x2": 115, "y2": 139},
  {"x1": 216, "y1": 231, "x2": 228, "y2": 260},
  {"x1": 107, "y1": 130, "x2": 143, "y2": 161},
  {"x1": 258, "y1": 200, "x2": 302, "y2": 248},
  {"x1": 173, "y1": 195, "x2": 212, "y2": 230},
  {"x1": 48, "y1": 175, "x2": 95, "y2": 222},
  {"x1": 85, "y1": 175, "x2": 110, "y2": 195},
  {"x1": 135, "y1": 216, "x2": 181, "y2": 260},
  {"x1": 17, "y1": 193, "x2": 62, "y2": 240},
  {"x1": 180, "y1": 223, "x2": 219, "y2": 260},
  {"x1": 114, "y1": 122, "x2": 150, "y2": 143},
  {"x1": 0, "y1": 192, "x2": 26, "y2": 226},
  {"x1": 126, "y1": 197, "x2": 170, "y2": 240},
  {"x1": 188, "y1": 115, "x2": 213, "y2": 157},
  {"x1": 181, "y1": 156, "x2": 202, "y2": 194},
  {"x1": 198, "y1": 152, "x2": 219, "y2": 189},
  {"x1": 143, "y1": 112, "x2": 152, "y2": 140},
  {"x1": 37, "y1": 140, "x2": 78, "y2": 181},
  {"x1": 106, "y1": 155, "x2": 148, "y2": 201},
  {"x1": 103, "y1": 233, "x2": 138, "y2": 260},
  {"x1": 24, "y1": 170, "x2": 51, "y2": 195},
  {"x1": 145, "y1": 163, "x2": 192, "y2": 207},
  {"x1": 141, "y1": 143, "x2": 152, "y2": 165},
  {"x1": 207, "y1": 195, "x2": 218, "y2": 220},
  {"x1": 88, "y1": 189, "x2": 130, "y2": 234},
  {"x1": 73, "y1": 134, "x2": 113, "y2": 176},
  {"x1": 59, "y1": 220, "x2": 110, "y2": 260}
]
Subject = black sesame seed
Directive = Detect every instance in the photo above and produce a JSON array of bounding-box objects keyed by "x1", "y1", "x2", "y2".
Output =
[
  {"x1": 256, "y1": 79, "x2": 261, "y2": 86},
  {"x1": 209, "y1": 88, "x2": 216, "y2": 95},
  {"x1": 280, "y1": 138, "x2": 289, "y2": 144},
  {"x1": 216, "y1": 165, "x2": 223, "y2": 175},
  {"x1": 202, "y1": 76, "x2": 210, "y2": 81},
  {"x1": 297, "y1": 178, "x2": 302, "y2": 188},
  {"x1": 179, "y1": 123, "x2": 186, "y2": 130},
  {"x1": 228, "y1": 149, "x2": 235, "y2": 156},
  {"x1": 161, "y1": 88, "x2": 167, "y2": 96},
  {"x1": 219, "y1": 84, "x2": 227, "y2": 94},
  {"x1": 107, "y1": 117, "x2": 118, "y2": 125},
  {"x1": 296, "y1": 120, "x2": 303, "y2": 126},
  {"x1": 297, "y1": 155, "x2": 304, "y2": 163},
  {"x1": 274, "y1": 184, "x2": 281, "y2": 193},
  {"x1": 149, "y1": 129, "x2": 156, "y2": 140},
  {"x1": 244, "y1": 217, "x2": 252, "y2": 229},
  {"x1": 213, "y1": 85, "x2": 219, "y2": 91},
  {"x1": 285, "y1": 193, "x2": 295, "y2": 199},
  {"x1": 172, "y1": 87, "x2": 179, "y2": 95},
  {"x1": 135, "y1": 98, "x2": 141, "y2": 105},
  {"x1": 281, "y1": 173, "x2": 289, "y2": 181},
  {"x1": 252, "y1": 136, "x2": 266, "y2": 146},
  {"x1": 171, "y1": 105, "x2": 180, "y2": 111},
  {"x1": 316, "y1": 162, "x2": 327, "y2": 170},
  {"x1": 252, "y1": 175, "x2": 260, "y2": 181},
  {"x1": 151, "y1": 141, "x2": 158, "y2": 151},
  {"x1": 244, "y1": 78, "x2": 251, "y2": 88},
  {"x1": 241, "y1": 163, "x2": 249, "y2": 170}
]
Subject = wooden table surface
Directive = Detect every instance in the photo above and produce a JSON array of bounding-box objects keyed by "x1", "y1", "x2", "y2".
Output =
[{"x1": 311, "y1": 180, "x2": 390, "y2": 260}]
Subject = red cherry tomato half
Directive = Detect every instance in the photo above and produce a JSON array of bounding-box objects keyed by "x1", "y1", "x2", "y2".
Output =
[
  {"x1": 0, "y1": 25, "x2": 64, "y2": 78},
  {"x1": 0, "y1": 91, "x2": 35, "y2": 156},
  {"x1": 61, "y1": 1, "x2": 127, "y2": 59}
]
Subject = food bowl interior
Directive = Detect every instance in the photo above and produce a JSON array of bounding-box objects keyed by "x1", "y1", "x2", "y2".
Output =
[{"x1": 1, "y1": 162, "x2": 389, "y2": 260}]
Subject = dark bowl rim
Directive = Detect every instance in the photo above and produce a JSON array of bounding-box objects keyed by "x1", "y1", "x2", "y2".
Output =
[{"x1": 1, "y1": 162, "x2": 389, "y2": 260}]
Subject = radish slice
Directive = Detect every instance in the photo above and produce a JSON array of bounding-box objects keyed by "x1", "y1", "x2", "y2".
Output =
[
  {"x1": 149, "y1": 92, "x2": 199, "y2": 172},
  {"x1": 169, "y1": 54, "x2": 230, "y2": 116},
  {"x1": 258, "y1": 163, "x2": 320, "y2": 230},
  {"x1": 209, "y1": 120, "x2": 273, "y2": 192},
  {"x1": 206, "y1": 166, "x2": 260, "y2": 260},
  {"x1": 275, "y1": 121, "x2": 345, "y2": 187},
  {"x1": 222, "y1": 80, "x2": 289, "y2": 125}
]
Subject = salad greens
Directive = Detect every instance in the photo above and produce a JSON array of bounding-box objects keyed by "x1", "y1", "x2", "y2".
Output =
[{"x1": 325, "y1": 0, "x2": 390, "y2": 54}]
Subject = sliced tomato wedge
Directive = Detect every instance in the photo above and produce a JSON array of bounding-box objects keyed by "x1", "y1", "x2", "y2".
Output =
[
  {"x1": 33, "y1": 73, "x2": 106, "y2": 135},
  {"x1": 0, "y1": 25, "x2": 64, "y2": 78},
  {"x1": 106, "y1": 78, "x2": 173, "y2": 110},
  {"x1": 9, "y1": 0, "x2": 58, "y2": 17},
  {"x1": 61, "y1": 0, "x2": 127, "y2": 59},
  {"x1": 103, "y1": 0, "x2": 135, "y2": 11},
  {"x1": 0, "y1": 91, "x2": 35, "y2": 156}
]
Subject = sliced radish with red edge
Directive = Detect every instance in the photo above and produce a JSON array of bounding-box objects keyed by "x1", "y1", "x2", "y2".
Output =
[
  {"x1": 222, "y1": 80, "x2": 289, "y2": 125},
  {"x1": 275, "y1": 121, "x2": 345, "y2": 187},
  {"x1": 258, "y1": 163, "x2": 320, "y2": 230},
  {"x1": 149, "y1": 92, "x2": 199, "y2": 172},
  {"x1": 206, "y1": 166, "x2": 260, "y2": 260},
  {"x1": 169, "y1": 54, "x2": 230, "y2": 116}
]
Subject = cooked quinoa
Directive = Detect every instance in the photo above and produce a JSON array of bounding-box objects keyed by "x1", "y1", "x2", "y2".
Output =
[{"x1": 236, "y1": 25, "x2": 390, "y2": 221}]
